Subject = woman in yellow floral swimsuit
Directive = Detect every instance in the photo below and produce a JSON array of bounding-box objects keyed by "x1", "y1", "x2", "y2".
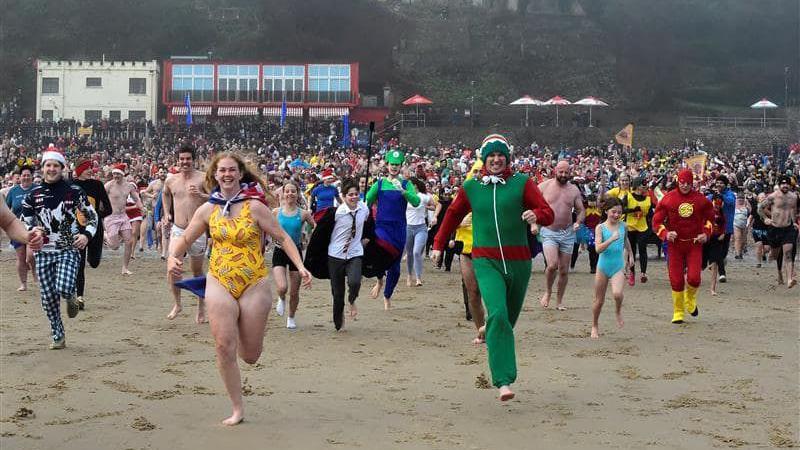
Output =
[{"x1": 168, "y1": 152, "x2": 311, "y2": 426}]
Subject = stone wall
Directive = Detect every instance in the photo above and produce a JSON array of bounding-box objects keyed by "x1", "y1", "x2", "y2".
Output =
[{"x1": 398, "y1": 125, "x2": 791, "y2": 152}]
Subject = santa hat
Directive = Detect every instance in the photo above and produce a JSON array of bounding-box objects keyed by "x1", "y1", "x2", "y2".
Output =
[
  {"x1": 321, "y1": 168, "x2": 335, "y2": 181},
  {"x1": 112, "y1": 163, "x2": 127, "y2": 176},
  {"x1": 41, "y1": 143, "x2": 66, "y2": 167},
  {"x1": 479, "y1": 134, "x2": 510, "y2": 164}
]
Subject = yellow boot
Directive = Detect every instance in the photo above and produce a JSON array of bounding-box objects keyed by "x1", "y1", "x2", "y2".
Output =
[
  {"x1": 671, "y1": 290, "x2": 685, "y2": 324},
  {"x1": 684, "y1": 285, "x2": 699, "y2": 317}
]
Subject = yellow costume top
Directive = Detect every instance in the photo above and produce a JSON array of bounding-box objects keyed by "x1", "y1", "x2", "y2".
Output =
[
  {"x1": 208, "y1": 201, "x2": 267, "y2": 299},
  {"x1": 455, "y1": 213, "x2": 473, "y2": 254},
  {"x1": 623, "y1": 194, "x2": 652, "y2": 232}
]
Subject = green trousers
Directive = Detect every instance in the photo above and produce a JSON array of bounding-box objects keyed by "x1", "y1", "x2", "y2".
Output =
[{"x1": 472, "y1": 258, "x2": 531, "y2": 388}]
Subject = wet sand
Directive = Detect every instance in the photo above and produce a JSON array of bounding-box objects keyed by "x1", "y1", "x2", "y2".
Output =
[{"x1": 1, "y1": 249, "x2": 798, "y2": 449}]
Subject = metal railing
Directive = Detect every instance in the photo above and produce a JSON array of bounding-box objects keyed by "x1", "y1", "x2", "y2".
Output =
[{"x1": 681, "y1": 116, "x2": 787, "y2": 128}]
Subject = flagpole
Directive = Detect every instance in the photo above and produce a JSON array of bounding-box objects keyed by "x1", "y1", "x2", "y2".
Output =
[{"x1": 365, "y1": 121, "x2": 374, "y2": 185}]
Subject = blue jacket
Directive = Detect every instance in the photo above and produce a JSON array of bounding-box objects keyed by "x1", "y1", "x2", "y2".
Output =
[{"x1": 708, "y1": 188, "x2": 736, "y2": 234}]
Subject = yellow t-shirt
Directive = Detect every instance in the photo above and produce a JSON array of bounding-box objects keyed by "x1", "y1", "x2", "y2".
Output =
[
  {"x1": 606, "y1": 186, "x2": 630, "y2": 200},
  {"x1": 455, "y1": 213, "x2": 473, "y2": 254},
  {"x1": 623, "y1": 194, "x2": 652, "y2": 232}
]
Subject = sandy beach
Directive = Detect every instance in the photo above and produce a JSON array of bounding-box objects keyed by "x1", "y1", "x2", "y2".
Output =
[{"x1": 1, "y1": 248, "x2": 798, "y2": 449}]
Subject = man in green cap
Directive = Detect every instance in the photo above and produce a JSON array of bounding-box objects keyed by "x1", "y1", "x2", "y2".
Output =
[{"x1": 365, "y1": 149, "x2": 420, "y2": 309}]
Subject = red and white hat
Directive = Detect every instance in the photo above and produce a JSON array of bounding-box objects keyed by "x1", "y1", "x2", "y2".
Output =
[
  {"x1": 321, "y1": 168, "x2": 335, "y2": 181},
  {"x1": 111, "y1": 163, "x2": 127, "y2": 175},
  {"x1": 41, "y1": 143, "x2": 66, "y2": 167}
]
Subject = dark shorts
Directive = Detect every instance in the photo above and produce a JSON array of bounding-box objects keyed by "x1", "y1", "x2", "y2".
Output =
[
  {"x1": 10, "y1": 240, "x2": 24, "y2": 250},
  {"x1": 752, "y1": 228, "x2": 768, "y2": 243},
  {"x1": 767, "y1": 225, "x2": 799, "y2": 247},
  {"x1": 272, "y1": 246, "x2": 300, "y2": 271}
]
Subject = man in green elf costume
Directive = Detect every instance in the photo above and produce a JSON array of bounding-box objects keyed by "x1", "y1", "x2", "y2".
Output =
[{"x1": 432, "y1": 134, "x2": 554, "y2": 401}]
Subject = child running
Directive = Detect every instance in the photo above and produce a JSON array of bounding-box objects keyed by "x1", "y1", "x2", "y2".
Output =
[
  {"x1": 273, "y1": 181, "x2": 315, "y2": 329},
  {"x1": 591, "y1": 197, "x2": 634, "y2": 339}
]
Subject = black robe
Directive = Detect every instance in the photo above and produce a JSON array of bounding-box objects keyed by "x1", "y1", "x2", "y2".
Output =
[{"x1": 303, "y1": 206, "x2": 394, "y2": 279}]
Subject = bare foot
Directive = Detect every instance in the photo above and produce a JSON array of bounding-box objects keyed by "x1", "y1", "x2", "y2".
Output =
[
  {"x1": 788, "y1": 279, "x2": 797, "y2": 288},
  {"x1": 122, "y1": 268, "x2": 133, "y2": 276},
  {"x1": 415, "y1": 279, "x2": 423, "y2": 287},
  {"x1": 406, "y1": 276, "x2": 412, "y2": 287},
  {"x1": 590, "y1": 326, "x2": 600, "y2": 339},
  {"x1": 472, "y1": 325, "x2": 486, "y2": 345},
  {"x1": 349, "y1": 303, "x2": 358, "y2": 320},
  {"x1": 711, "y1": 290, "x2": 718, "y2": 296},
  {"x1": 616, "y1": 313, "x2": 624, "y2": 329},
  {"x1": 370, "y1": 279, "x2": 383, "y2": 299},
  {"x1": 17, "y1": 284, "x2": 26, "y2": 292},
  {"x1": 222, "y1": 411, "x2": 244, "y2": 426},
  {"x1": 196, "y1": 302, "x2": 208, "y2": 324},
  {"x1": 539, "y1": 292, "x2": 550, "y2": 308},
  {"x1": 499, "y1": 385, "x2": 515, "y2": 401},
  {"x1": 383, "y1": 297, "x2": 392, "y2": 310},
  {"x1": 166, "y1": 304, "x2": 182, "y2": 320}
]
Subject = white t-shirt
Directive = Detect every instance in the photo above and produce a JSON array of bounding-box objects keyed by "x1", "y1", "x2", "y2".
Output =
[
  {"x1": 406, "y1": 192, "x2": 431, "y2": 226},
  {"x1": 328, "y1": 201, "x2": 370, "y2": 260}
]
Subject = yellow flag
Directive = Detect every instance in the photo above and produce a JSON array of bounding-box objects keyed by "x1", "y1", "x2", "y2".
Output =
[
  {"x1": 684, "y1": 154, "x2": 708, "y2": 179},
  {"x1": 615, "y1": 124, "x2": 634, "y2": 147}
]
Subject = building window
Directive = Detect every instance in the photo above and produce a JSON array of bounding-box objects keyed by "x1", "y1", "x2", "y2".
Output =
[
  {"x1": 86, "y1": 77, "x2": 102, "y2": 88},
  {"x1": 171, "y1": 64, "x2": 213, "y2": 102},
  {"x1": 218, "y1": 65, "x2": 258, "y2": 102},
  {"x1": 129, "y1": 78, "x2": 146, "y2": 95},
  {"x1": 308, "y1": 64, "x2": 350, "y2": 103},
  {"x1": 128, "y1": 110, "x2": 146, "y2": 122},
  {"x1": 109, "y1": 110, "x2": 121, "y2": 121},
  {"x1": 84, "y1": 110, "x2": 102, "y2": 122},
  {"x1": 41, "y1": 110, "x2": 54, "y2": 121},
  {"x1": 263, "y1": 65, "x2": 304, "y2": 103},
  {"x1": 42, "y1": 78, "x2": 59, "y2": 94}
]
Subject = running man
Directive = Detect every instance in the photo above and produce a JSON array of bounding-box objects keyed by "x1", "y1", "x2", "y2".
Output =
[
  {"x1": 163, "y1": 144, "x2": 210, "y2": 323},
  {"x1": 21, "y1": 148, "x2": 98, "y2": 349},
  {"x1": 104, "y1": 163, "x2": 141, "y2": 275},
  {"x1": 757, "y1": 175, "x2": 799, "y2": 288},
  {"x1": 537, "y1": 160, "x2": 585, "y2": 310},
  {"x1": 433, "y1": 134, "x2": 554, "y2": 402}
]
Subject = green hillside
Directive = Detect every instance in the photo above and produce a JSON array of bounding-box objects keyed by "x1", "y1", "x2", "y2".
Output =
[{"x1": 0, "y1": 0, "x2": 796, "y2": 114}]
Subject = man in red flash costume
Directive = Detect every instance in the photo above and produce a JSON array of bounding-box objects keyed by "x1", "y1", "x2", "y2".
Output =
[{"x1": 652, "y1": 169, "x2": 714, "y2": 324}]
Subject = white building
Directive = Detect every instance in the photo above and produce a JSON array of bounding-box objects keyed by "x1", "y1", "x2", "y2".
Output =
[{"x1": 36, "y1": 59, "x2": 159, "y2": 122}]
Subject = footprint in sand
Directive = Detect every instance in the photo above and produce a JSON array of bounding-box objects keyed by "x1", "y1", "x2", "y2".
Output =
[{"x1": 131, "y1": 416, "x2": 156, "y2": 431}]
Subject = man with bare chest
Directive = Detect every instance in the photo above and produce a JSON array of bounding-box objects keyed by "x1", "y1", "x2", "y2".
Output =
[
  {"x1": 162, "y1": 145, "x2": 210, "y2": 322},
  {"x1": 537, "y1": 160, "x2": 585, "y2": 310},
  {"x1": 104, "y1": 164, "x2": 141, "y2": 275},
  {"x1": 758, "y1": 175, "x2": 799, "y2": 288}
]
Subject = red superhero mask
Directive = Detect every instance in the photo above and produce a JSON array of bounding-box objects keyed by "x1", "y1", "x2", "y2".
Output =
[{"x1": 677, "y1": 169, "x2": 693, "y2": 185}]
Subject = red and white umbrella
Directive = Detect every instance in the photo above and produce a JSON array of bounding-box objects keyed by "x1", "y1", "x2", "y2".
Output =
[
  {"x1": 401, "y1": 94, "x2": 434, "y2": 119},
  {"x1": 573, "y1": 96, "x2": 609, "y2": 127},
  {"x1": 544, "y1": 96, "x2": 572, "y2": 127},
  {"x1": 750, "y1": 98, "x2": 778, "y2": 126},
  {"x1": 510, "y1": 95, "x2": 544, "y2": 127}
]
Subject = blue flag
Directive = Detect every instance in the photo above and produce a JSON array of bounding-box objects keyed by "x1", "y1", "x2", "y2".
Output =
[
  {"x1": 280, "y1": 98, "x2": 287, "y2": 128},
  {"x1": 342, "y1": 112, "x2": 350, "y2": 148},
  {"x1": 185, "y1": 92, "x2": 193, "y2": 126}
]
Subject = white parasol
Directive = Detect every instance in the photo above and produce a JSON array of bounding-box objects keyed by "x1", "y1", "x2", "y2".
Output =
[
  {"x1": 509, "y1": 95, "x2": 544, "y2": 127},
  {"x1": 573, "y1": 96, "x2": 609, "y2": 127},
  {"x1": 750, "y1": 98, "x2": 778, "y2": 127},
  {"x1": 544, "y1": 96, "x2": 571, "y2": 127}
]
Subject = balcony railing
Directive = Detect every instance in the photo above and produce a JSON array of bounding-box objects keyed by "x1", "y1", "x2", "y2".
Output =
[
  {"x1": 681, "y1": 116, "x2": 787, "y2": 128},
  {"x1": 167, "y1": 90, "x2": 357, "y2": 104}
]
